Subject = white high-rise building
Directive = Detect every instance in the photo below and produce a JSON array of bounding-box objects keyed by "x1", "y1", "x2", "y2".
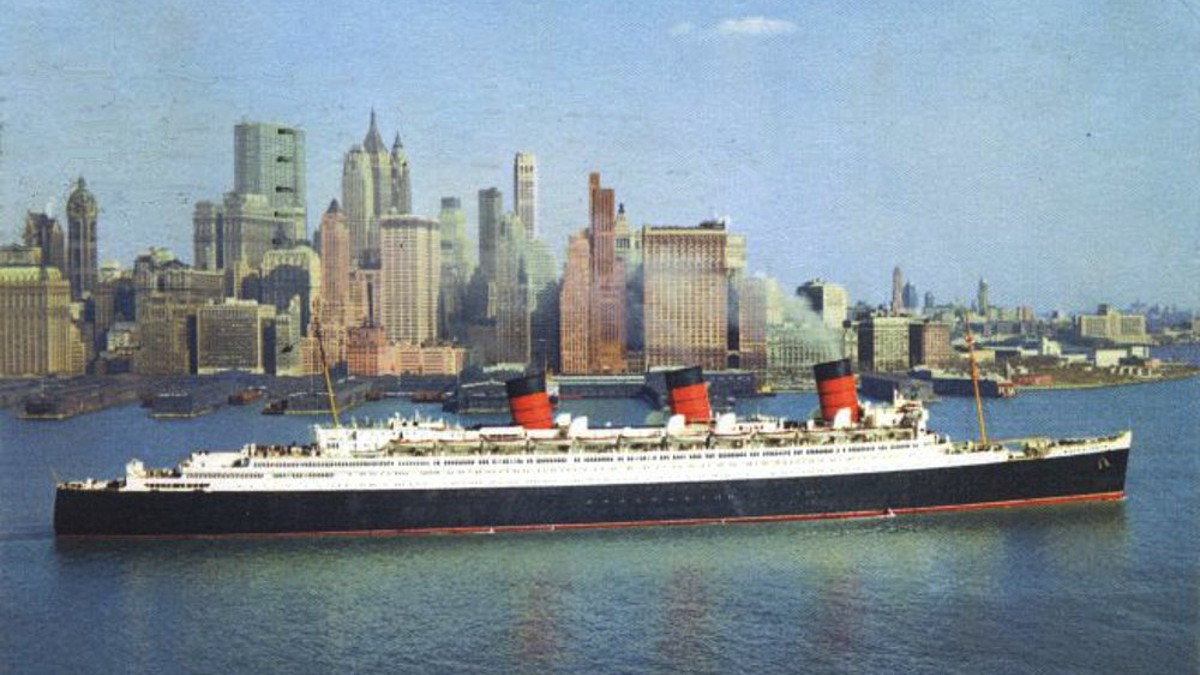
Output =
[
  {"x1": 379, "y1": 215, "x2": 440, "y2": 345},
  {"x1": 342, "y1": 111, "x2": 411, "y2": 266},
  {"x1": 513, "y1": 152, "x2": 537, "y2": 238}
]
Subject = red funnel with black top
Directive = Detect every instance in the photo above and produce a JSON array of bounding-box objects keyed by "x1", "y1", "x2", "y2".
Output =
[
  {"x1": 813, "y1": 359, "x2": 860, "y2": 423},
  {"x1": 505, "y1": 374, "x2": 554, "y2": 430},
  {"x1": 664, "y1": 366, "x2": 712, "y2": 424}
]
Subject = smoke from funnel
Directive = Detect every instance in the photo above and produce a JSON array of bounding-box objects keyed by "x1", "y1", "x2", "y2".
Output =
[{"x1": 779, "y1": 293, "x2": 842, "y2": 362}]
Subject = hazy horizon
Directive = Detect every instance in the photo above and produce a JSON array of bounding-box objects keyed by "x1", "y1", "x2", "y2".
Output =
[{"x1": 2, "y1": 0, "x2": 1197, "y2": 313}]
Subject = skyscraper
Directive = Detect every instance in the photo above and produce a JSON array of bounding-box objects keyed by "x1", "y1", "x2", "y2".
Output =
[
  {"x1": 559, "y1": 233, "x2": 592, "y2": 374},
  {"x1": 977, "y1": 278, "x2": 990, "y2": 319},
  {"x1": 513, "y1": 153, "x2": 537, "y2": 238},
  {"x1": 525, "y1": 238, "x2": 560, "y2": 372},
  {"x1": 341, "y1": 111, "x2": 410, "y2": 266},
  {"x1": 390, "y1": 133, "x2": 412, "y2": 216},
  {"x1": 318, "y1": 200, "x2": 351, "y2": 335},
  {"x1": 192, "y1": 200, "x2": 225, "y2": 271},
  {"x1": 477, "y1": 187, "x2": 505, "y2": 281},
  {"x1": 341, "y1": 143, "x2": 373, "y2": 264},
  {"x1": 66, "y1": 177, "x2": 99, "y2": 301},
  {"x1": 489, "y1": 213, "x2": 531, "y2": 365},
  {"x1": 642, "y1": 222, "x2": 729, "y2": 370},
  {"x1": 378, "y1": 215, "x2": 439, "y2": 345},
  {"x1": 437, "y1": 197, "x2": 474, "y2": 341},
  {"x1": 234, "y1": 121, "x2": 306, "y2": 239},
  {"x1": 23, "y1": 211, "x2": 66, "y2": 275},
  {"x1": 902, "y1": 281, "x2": 918, "y2": 313},
  {"x1": 891, "y1": 266, "x2": 904, "y2": 315},
  {"x1": 193, "y1": 123, "x2": 305, "y2": 296},
  {"x1": 558, "y1": 173, "x2": 627, "y2": 373},
  {"x1": 587, "y1": 172, "x2": 626, "y2": 373}
]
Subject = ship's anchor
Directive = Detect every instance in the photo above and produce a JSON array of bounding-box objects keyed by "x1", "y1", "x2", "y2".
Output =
[{"x1": 1097, "y1": 456, "x2": 1111, "y2": 471}]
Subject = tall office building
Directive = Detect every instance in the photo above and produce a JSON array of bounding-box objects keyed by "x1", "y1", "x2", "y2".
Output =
[
  {"x1": 977, "y1": 278, "x2": 990, "y2": 319},
  {"x1": 642, "y1": 222, "x2": 730, "y2": 371},
  {"x1": 391, "y1": 133, "x2": 411, "y2": 217},
  {"x1": 468, "y1": 185, "x2": 547, "y2": 366},
  {"x1": 437, "y1": 197, "x2": 474, "y2": 341},
  {"x1": 492, "y1": 212, "x2": 533, "y2": 365},
  {"x1": 513, "y1": 153, "x2": 537, "y2": 238},
  {"x1": 559, "y1": 233, "x2": 592, "y2": 374},
  {"x1": 558, "y1": 173, "x2": 627, "y2": 373},
  {"x1": 66, "y1": 177, "x2": 99, "y2": 301},
  {"x1": 342, "y1": 111, "x2": 410, "y2": 266},
  {"x1": 378, "y1": 215, "x2": 439, "y2": 345},
  {"x1": 192, "y1": 200, "x2": 225, "y2": 271},
  {"x1": 193, "y1": 122, "x2": 304, "y2": 296},
  {"x1": 891, "y1": 266, "x2": 904, "y2": 315},
  {"x1": 234, "y1": 121, "x2": 306, "y2": 239},
  {"x1": 477, "y1": 187, "x2": 504, "y2": 281},
  {"x1": 23, "y1": 212, "x2": 66, "y2": 275},
  {"x1": 524, "y1": 237, "x2": 560, "y2": 372},
  {"x1": 0, "y1": 266, "x2": 83, "y2": 376},
  {"x1": 341, "y1": 143, "x2": 372, "y2": 264},
  {"x1": 902, "y1": 281, "x2": 919, "y2": 313},
  {"x1": 858, "y1": 315, "x2": 911, "y2": 373},
  {"x1": 908, "y1": 320, "x2": 952, "y2": 368},
  {"x1": 318, "y1": 200, "x2": 351, "y2": 335},
  {"x1": 489, "y1": 215, "x2": 531, "y2": 365},
  {"x1": 587, "y1": 172, "x2": 626, "y2": 373},
  {"x1": 797, "y1": 279, "x2": 848, "y2": 329}
]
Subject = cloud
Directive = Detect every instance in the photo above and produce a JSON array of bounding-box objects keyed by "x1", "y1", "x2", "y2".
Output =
[{"x1": 716, "y1": 16, "x2": 797, "y2": 36}]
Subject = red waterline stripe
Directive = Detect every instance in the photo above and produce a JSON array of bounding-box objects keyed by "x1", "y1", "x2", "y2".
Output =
[{"x1": 57, "y1": 491, "x2": 1125, "y2": 541}]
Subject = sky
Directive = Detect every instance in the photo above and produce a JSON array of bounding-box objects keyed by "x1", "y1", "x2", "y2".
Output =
[{"x1": 2, "y1": 0, "x2": 1197, "y2": 312}]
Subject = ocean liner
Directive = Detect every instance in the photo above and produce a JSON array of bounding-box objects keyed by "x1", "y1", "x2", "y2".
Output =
[{"x1": 54, "y1": 360, "x2": 1130, "y2": 538}]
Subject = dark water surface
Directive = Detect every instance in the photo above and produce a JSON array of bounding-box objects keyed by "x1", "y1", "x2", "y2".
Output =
[{"x1": 1, "y1": 373, "x2": 1197, "y2": 674}]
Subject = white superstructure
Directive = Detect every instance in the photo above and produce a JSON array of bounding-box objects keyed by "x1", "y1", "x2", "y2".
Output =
[{"x1": 104, "y1": 397, "x2": 1130, "y2": 495}]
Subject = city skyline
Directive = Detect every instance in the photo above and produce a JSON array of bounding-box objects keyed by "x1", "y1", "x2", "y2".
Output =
[{"x1": 2, "y1": 0, "x2": 1197, "y2": 311}]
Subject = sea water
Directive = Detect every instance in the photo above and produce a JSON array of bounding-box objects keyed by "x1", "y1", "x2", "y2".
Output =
[{"x1": 1, "y1": 370, "x2": 1196, "y2": 673}]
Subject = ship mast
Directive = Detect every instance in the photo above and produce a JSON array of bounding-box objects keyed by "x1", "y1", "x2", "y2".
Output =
[
  {"x1": 964, "y1": 310, "x2": 988, "y2": 446},
  {"x1": 312, "y1": 300, "x2": 341, "y2": 428}
]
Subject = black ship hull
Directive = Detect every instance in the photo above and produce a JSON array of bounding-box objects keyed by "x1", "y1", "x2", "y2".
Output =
[{"x1": 55, "y1": 448, "x2": 1128, "y2": 538}]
